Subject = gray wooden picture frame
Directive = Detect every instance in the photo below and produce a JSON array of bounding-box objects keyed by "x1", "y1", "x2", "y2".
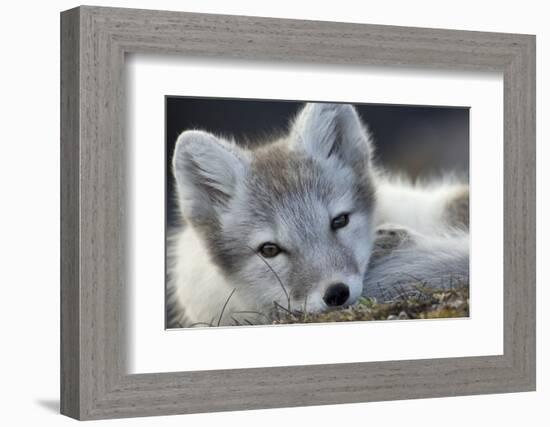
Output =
[{"x1": 60, "y1": 5, "x2": 536, "y2": 420}]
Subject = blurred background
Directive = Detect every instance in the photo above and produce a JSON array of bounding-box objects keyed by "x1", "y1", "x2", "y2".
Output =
[{"x1": 166, "y1": 97, "x2": 469, "y2": 226}]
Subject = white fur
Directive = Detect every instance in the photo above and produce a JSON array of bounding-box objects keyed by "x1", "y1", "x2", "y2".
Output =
[
  {"x1": 169, "y1": 227, "x2": 252, "y2": 326},
  {"x1": 374, "y1": 175, "x2": 467, "y2": 234}
]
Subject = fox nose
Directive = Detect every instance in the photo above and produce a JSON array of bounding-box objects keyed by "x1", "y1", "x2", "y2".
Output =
[{"x1": 323, "y1": 283, "x2": 350, "y2": 307}]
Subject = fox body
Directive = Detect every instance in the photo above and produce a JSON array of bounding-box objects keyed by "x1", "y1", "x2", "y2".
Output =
[{"x1": 168, "y1": 103, "x2": 469, "y2": 327}]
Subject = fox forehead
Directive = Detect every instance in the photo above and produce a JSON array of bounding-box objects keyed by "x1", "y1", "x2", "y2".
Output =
[{"x1": 241, "y1": 143, "x2": 376, "y2": 222}]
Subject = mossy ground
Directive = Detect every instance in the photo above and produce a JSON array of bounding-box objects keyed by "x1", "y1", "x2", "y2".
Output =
[
  {"x1": 184, "y1": 283, "x2": 469, "y2": 327},
  {"x1": 272, "y1": 285, "x2": 469, "y2": 325}
]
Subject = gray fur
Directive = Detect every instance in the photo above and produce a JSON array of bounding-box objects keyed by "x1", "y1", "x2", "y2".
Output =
[{"x1": 364, "y1": 227, "x2": 469, "y2": 301}]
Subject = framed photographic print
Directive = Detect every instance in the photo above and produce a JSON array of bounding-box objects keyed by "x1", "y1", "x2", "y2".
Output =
[{"x1": 60, "y1": 5, "x2": 536, "y2": 420}]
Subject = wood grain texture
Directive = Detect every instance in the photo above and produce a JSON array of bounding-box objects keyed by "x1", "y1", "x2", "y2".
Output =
[
  {"x1": 60, "y1": 5, "x2": 536, "y2": 420},
  {"x1": 60, "y1": 7, "x2": 80, "y2": 419}
]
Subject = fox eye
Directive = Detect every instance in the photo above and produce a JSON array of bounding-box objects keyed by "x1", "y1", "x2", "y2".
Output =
[
  {"x1": 258, "y1": 242, "x2": 282, "y2": 258},
  {"x1": 331, "y1": 213, "x2": 349, "y2": 230}
]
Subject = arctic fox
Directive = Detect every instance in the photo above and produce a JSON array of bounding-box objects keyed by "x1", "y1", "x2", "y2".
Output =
[{"x1": 167, "y1": 103, "x2": 469, "y2": 327}]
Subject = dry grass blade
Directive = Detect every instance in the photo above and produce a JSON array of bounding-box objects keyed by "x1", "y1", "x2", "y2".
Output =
[
  {"x1": 217, "y1": 288, "x2": 237, "y2": 327},
  {"x1": 273, "y1": 301, "x2": 293, "y2": 315}
]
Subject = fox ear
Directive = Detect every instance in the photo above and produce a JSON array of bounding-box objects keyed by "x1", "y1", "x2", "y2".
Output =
[
  {"x1": 172, "y1": 130, "x2": 247, "y2": 223},
  {"x1": 291, "y1": 103, "x2": 373, "y2": 172}
]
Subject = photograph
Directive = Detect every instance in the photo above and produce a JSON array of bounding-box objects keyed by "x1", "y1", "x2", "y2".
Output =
[{"x1": 165, "y1": 98, "x2": 470, "y2": 328}]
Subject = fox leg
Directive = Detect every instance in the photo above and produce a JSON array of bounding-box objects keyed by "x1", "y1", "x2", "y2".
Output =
[{"x1": 370, "y1": 225, "x2": 416, "y2": 263}]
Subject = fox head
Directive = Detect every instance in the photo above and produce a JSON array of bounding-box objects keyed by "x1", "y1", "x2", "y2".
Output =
[{"x1": 172, "y1": 103, "x2": 376, "y2": 316}]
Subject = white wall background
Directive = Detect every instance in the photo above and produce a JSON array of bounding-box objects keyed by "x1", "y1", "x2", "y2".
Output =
[{"x1": 0, "y1": 0, "x2": 546, "y2": 425}]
